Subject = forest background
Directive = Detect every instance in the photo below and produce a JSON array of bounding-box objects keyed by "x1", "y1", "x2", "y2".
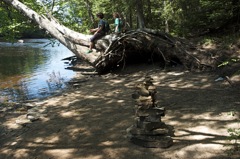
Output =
[
  {"x1": 2, "y1": 0, "x2": 240, "y2": 75},
  {"x1": 0, "y1": 0, "x2": 239, "y2": 40}
]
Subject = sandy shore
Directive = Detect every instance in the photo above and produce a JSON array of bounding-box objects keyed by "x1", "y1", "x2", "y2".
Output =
[{"x1": 0, "y1": 64, "x2": 239, "y2": 159}]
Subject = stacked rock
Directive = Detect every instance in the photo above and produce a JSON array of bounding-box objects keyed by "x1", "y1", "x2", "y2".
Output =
[{"x1": 127, "y1": 76, "x2": 173, "y2": 148}]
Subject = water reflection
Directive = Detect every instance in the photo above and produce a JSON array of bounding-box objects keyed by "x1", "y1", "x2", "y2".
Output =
[{"x1": 0, "y1": 39, "x2": 76, "y2": 103}]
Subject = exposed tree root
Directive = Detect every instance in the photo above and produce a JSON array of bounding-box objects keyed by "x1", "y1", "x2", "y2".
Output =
[{"x1": 93, "y1": 29, "x2": 216, "y2": 73}]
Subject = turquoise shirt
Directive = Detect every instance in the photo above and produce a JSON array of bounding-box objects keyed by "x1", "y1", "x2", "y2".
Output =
[{"x1": 114, "y1": 18, "x2": 121, "y2": 33}]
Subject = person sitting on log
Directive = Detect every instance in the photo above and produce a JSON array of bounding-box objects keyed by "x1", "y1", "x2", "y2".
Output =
[
  {"x1": 113, "y1": 12, "x2": 122, "y2": 33},
  {"x1": 86, "y1": 12, "x2": 107, "y2": 54}
]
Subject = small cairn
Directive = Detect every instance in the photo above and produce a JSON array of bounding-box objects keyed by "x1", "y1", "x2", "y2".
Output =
[{"x1": 126, "y1": 76, "x2": 173, "y2": 148}]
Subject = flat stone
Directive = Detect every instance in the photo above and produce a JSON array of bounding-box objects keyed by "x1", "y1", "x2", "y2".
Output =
[
  {"x1": 27, "y1": 114, "x2": 40, "y2": 122},
  {"x1": 130, "y1": 135, "x2": 173, "y2": 148},
  {"x1": 16, "y1": 116, "x2": 31, "y2": 125},
  {"x1": 128, "y1": 125, "x2": 168, "y2": 136},
  {"x1": 24, "y1": 103, "x2": 35, "y2": 109},
  {"x1": 135, "y1": 118, "x2": 164, "y2": 130},
  {"x1": 152, "y1": 128, "x2": 169, "y2": 134},
  {"x1": 145, "y1": 115, "x2": 162, "y2": 122},
  {"x1": 136, "y1": 107, "x2": 165, "y2": 117},
  {"x1": 136, "y1": 96, "x2": 152, "y2": 102},
  {"x1": 143, "y1": 122, "x2": 166, "y2": 131},
  {"x1": 136, "y1": 101, "x2": 153, "y2": 109},
  {"x1": 148, "y1": 85, "x2": 156, "y2": 91}
]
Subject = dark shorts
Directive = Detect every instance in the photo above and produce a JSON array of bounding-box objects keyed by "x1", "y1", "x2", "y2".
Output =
[{"x1": 90, "y1": 32, "x2": 105, "y2": 42}]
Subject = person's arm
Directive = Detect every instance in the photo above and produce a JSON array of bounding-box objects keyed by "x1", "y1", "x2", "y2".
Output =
[
  {"x1": 90, "y1": 28, "x2": 98, "y2": 33},
  {"x1": 93, "y1": 19, "x2": 105, "y2": 34},
  {"x1": 90, "y1": 20, "x2": 104, "y2": 33},
  {"x1": 94, "y1": 25, "x2": 104, "y2": 34},
  {"x1": 115, "y1": 25, "x2": 119, "y2": 32}
]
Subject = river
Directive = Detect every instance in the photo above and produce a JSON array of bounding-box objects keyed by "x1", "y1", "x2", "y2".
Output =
[{"x1": 0, "y1": 39, "x2": 76, "y2": 103}]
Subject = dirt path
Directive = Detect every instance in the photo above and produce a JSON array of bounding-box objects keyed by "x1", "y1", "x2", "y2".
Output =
[{"x1": 0, "y1": 64, "x2": 239, "y2": 159}]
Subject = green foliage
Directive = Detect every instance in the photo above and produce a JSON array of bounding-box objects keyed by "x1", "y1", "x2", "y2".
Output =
[
  {"x1": 1, "y1": 0, "x2": 240, "y2": 38},
  {"x1": 218, "y1": 58, "x2": 240, "y2": 68},
  {"x1": 164, "y1": 0, "x2": 236, "y2": 36},
  {"x1": 200, "y1": 37, "x2": 216, "y2": 45},
  {"x1": 0, "y1": 0, "x2": 46, "y2": 40},
  {"x1": 227, "y1": 127, "x2": 240, "y2": 154},
  {"x1": 228, "y1": 128, "x2": 240, "y2": 143},
  {"x1": 226, "y1": 110, "x2": 240, "y2": 155}
]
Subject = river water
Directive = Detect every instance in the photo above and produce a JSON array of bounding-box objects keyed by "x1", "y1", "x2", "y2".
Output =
[{"x1": 0, "y1": 39, "x2": 76, "y2": 103}]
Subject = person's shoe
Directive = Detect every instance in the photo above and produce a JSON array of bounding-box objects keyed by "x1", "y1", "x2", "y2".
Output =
[{"x1": 86, "y1": 50, "x2": 93, "y2": 54}]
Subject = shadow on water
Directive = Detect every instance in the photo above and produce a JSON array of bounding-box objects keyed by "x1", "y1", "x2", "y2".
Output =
[{"x1": 0, "y1": 39, "x2": 76, "y2": 103}]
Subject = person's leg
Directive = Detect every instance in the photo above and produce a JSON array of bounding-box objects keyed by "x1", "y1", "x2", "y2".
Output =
[
  {"x1": 87, "y1": 32, "x2": 105, "y2": 53},
  {"x1": 89, "y1": 42, "x2": 94, "y2": 51},
  {"x1": 87, "y1": 36, "x2": 96, "y2": 53}
]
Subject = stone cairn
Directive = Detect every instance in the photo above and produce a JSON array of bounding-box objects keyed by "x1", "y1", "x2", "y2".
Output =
[{"x1": 126, "y1": 76, "x2": 173, "y2": 148}]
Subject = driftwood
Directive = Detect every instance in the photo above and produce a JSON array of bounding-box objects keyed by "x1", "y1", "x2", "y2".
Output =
[{"x1": 3, "y1": 0, "x2": 217, "y2": 74}]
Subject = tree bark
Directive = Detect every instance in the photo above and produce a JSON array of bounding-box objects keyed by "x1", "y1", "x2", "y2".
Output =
[
  {"x1": 84, "y1": 0, "x2": 95, "y2": 24},
  {"x1": 146, "y1": 0, "x2": 152, "y2": 27},
  {"x1": 3, "y1": 0, "x2": 216, "y2": 74},
  {"x1": 136, "y1": 0, "x2": 145, "y2": 28}
]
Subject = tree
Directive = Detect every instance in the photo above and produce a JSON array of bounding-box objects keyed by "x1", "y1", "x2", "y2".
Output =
[
  {"x1": 2, "y1": 0, "x2": 228, "y2": 74},
  {"x1": 136, "y1": 0, "x2": 145, "y2": 28}
]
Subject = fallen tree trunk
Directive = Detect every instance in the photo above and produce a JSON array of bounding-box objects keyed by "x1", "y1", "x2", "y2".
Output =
[{"x1": 3, "y1": 0, "x2": 216, "y2": 74}]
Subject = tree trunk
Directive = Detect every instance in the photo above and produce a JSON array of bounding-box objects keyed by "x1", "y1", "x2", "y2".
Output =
[
  {"x1": 136, "y1": 0, "x2": 145, "y2": 28},
  {"x1": 84, "y1": 0, "x2": 95, "y2": 24},
  {"x1": 3, "y1": 0, "x2": 216, "y2": 74},
  {"x1": 146, "y1": 0, "x2": 152, "y2": 27}
]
